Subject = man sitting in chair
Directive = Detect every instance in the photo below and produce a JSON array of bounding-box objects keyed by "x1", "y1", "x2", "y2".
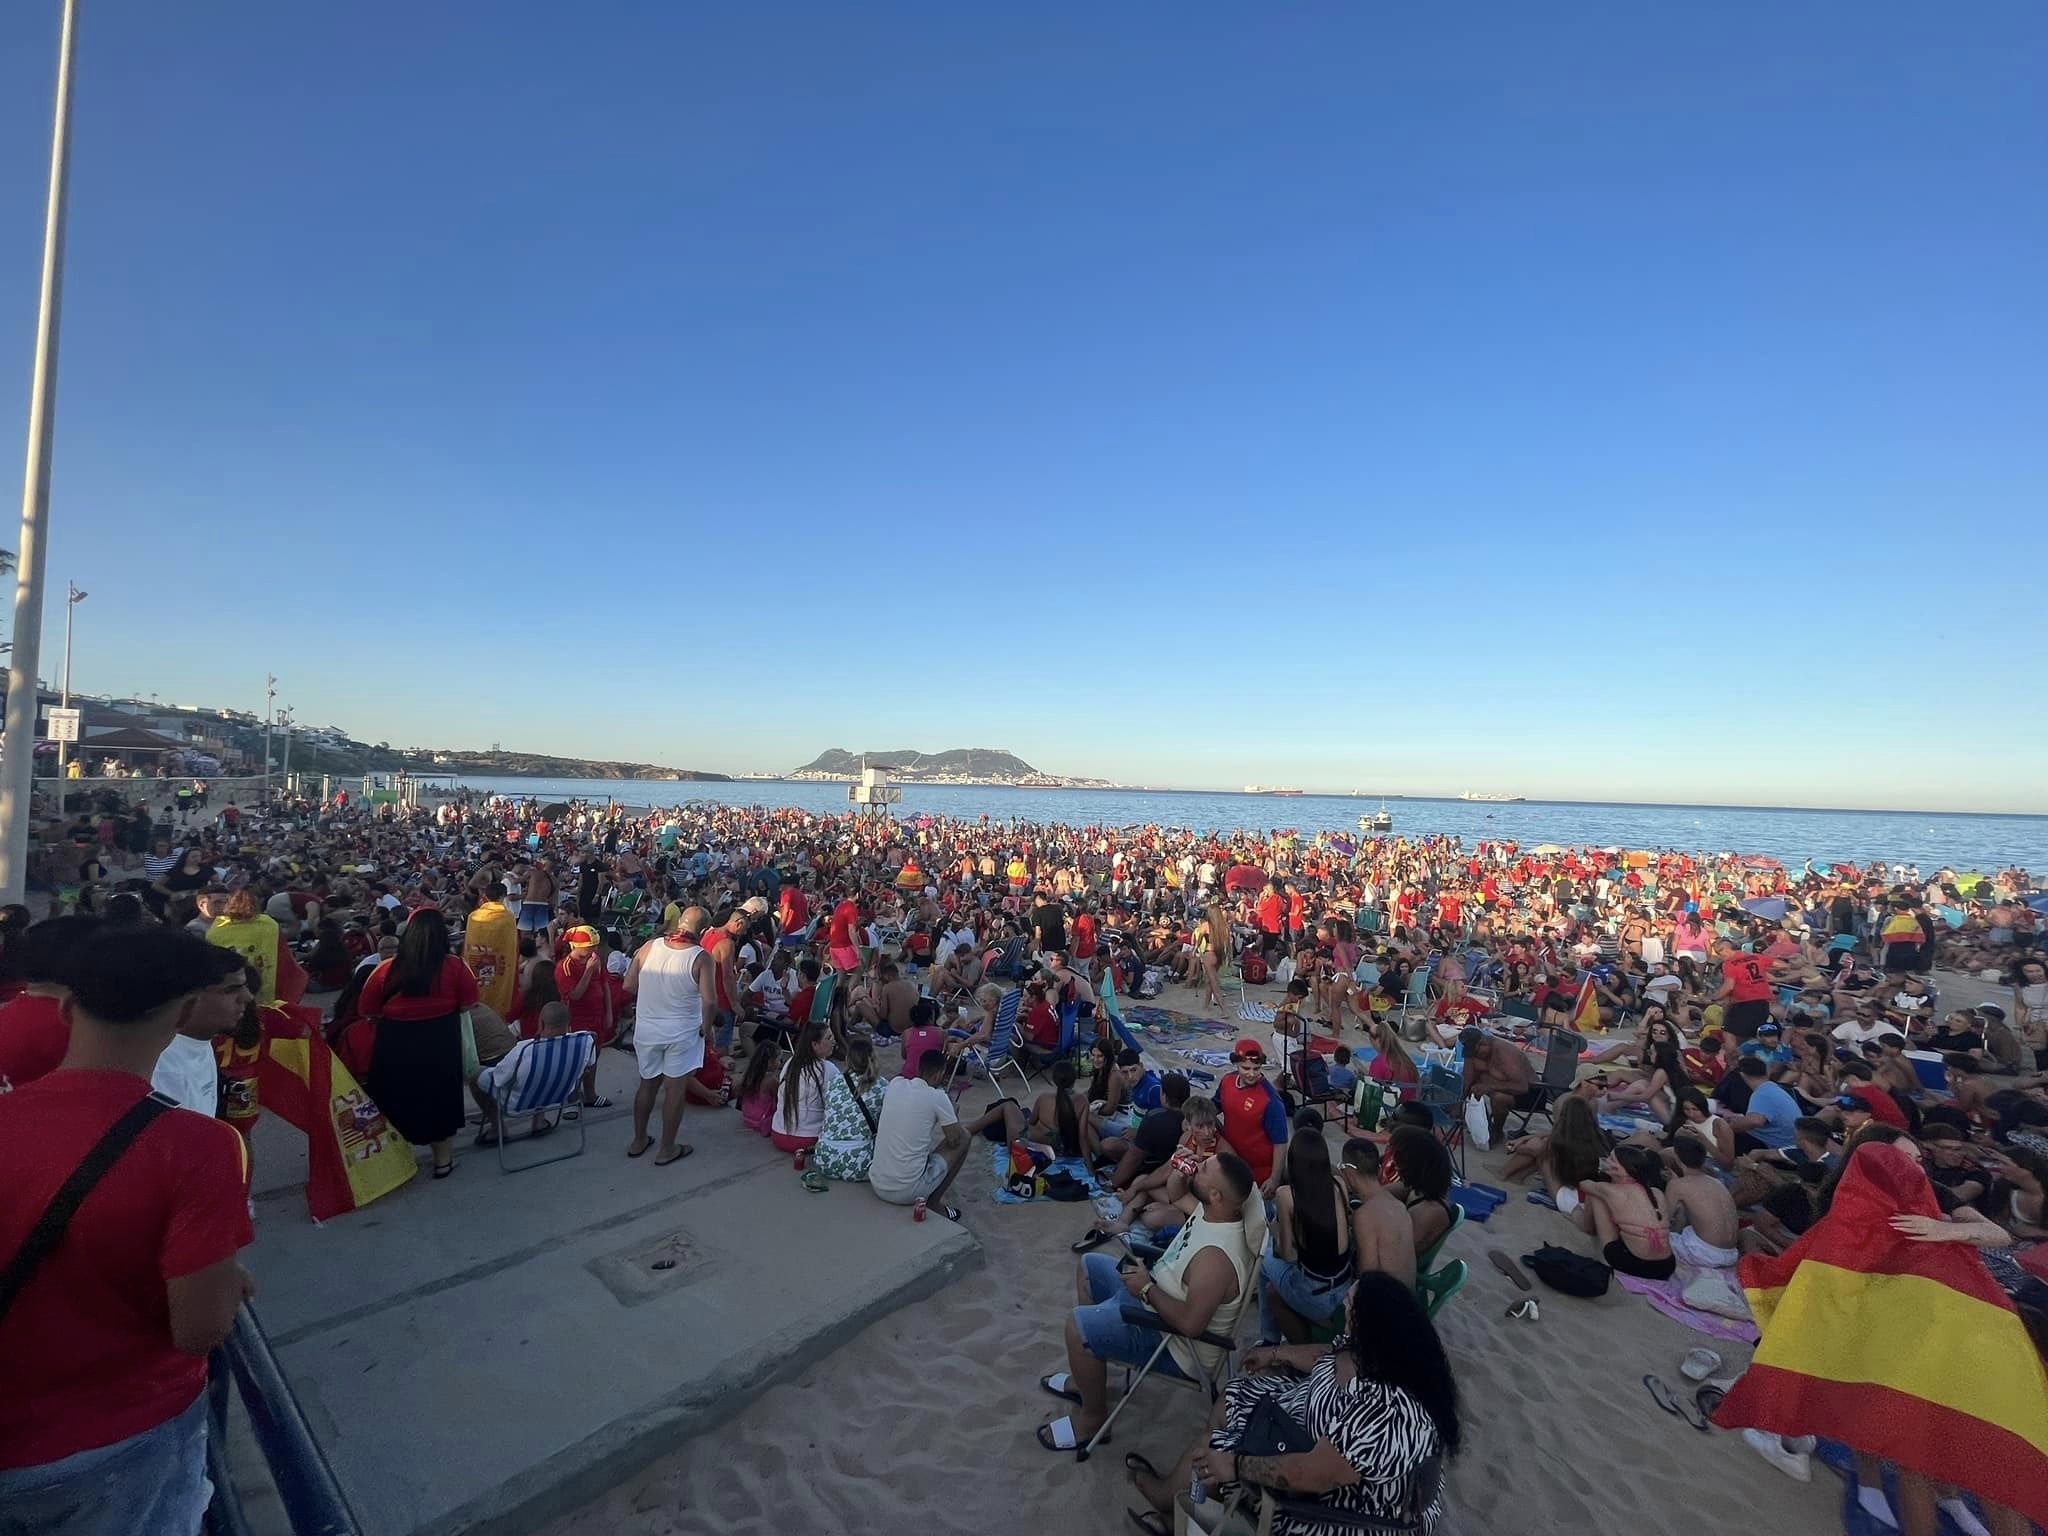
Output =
[
  {"x1": 474, "y1": 1001, "x2": 572, "y2": 1143},
  {"x1": 1460, "y1": 1029, "x2": 1539, "y2": 1144},
  {"x1": 1036, "y1": 1151, "x2": 1259, "y2": 1454}
]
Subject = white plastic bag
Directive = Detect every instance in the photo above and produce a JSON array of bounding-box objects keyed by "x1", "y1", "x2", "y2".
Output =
[
  {"x1": 1274, "y1": 957, "x2": 1296, "y2": 986},
  {"x1": 1464, "y1": 1094, "x2": 1492, "y2": 1150}
]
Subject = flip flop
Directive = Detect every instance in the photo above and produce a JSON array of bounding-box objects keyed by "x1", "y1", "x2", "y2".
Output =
[
  {"x1": 1489, "y1": 1250, "x2": 1533, "y2": 1291},
  {"x1": 801, "y1": 1168, "x2": 830, "y2": 1193},
  {"x1": 626, "y1": 1137, "x2": 653, "y2": 1158},
  {"x1": 1073, "y1": 1227, "x2": 1114, "y2": 1253},
  {"x1": 1125, "y1": 1512, "x2": 1171, "y2": 1536},
  {"x1": 1036, "y1": 1416, "x2": 1104, "y2": 1452},
  {"x1": 653, "y1": 1145, "x2": 694, "y2": 1166},
  {"x1": 1122, "y1": 1451, "x2": 1163, "y2": 1481},
  {"x1": 1040, "y1": 1372, "x2": 1082, "y2": 1404},
  {"x1": 1642, "y1": 1374, "x2": 1681, "y2": 1417},
  {"x1": 1525, "y1": 1191, "x2": 1557, "y2": 1209},
  {"x1": 1677, "y1": 1396, "x2": 1713, "y2": 1433}
]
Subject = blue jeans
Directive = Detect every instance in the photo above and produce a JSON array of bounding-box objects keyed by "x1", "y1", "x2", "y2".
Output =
[
  {"x1": 0, "y1": 1390, "x2": 210, "y2": 1536},
  {"x1": 1258, "y1": 1251, "x2": 1354, "y2": 1341},
  {"x1": 1072, "y1": 1252, "x2": 1189, "y2": 1378}
]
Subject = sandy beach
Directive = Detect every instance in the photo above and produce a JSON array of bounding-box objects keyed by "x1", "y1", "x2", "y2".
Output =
[{"x1": 534, "y1": 965, "x2": 1974, "y2": 1536}]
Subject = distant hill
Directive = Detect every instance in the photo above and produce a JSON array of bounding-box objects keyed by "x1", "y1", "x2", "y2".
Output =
[{"x1": 791, "y1": 747, "x2": 1041, "y2": 782}]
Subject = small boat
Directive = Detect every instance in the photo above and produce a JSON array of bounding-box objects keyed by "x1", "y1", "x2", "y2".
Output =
[{"x1": 1359, "y1": 801, "x2": 1393, "y2": 832}]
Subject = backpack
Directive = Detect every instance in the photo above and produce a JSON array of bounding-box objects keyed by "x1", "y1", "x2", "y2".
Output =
[
  {"x1": 1300, "y1": 1053, "x2": 1332, "y2": 1101},
  {"x1": 1041, "y1": 1168, "x2": 1091, "y2": 1202},
  {"x1": 1240, "y1": 952, "x2": 1268, "y2": 985},
  {"x1": 1522, "y1": 1244, "x2": 1611, "y2": 1298}
]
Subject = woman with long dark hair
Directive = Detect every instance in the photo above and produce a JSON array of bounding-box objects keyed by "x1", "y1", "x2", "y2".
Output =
[
  {"x1": 1260, "y1": 1128, "x2": 1355, "y2": 1343},
  {"x1": 771, "y1": 1018, "x2": 841, "y2": 1174},
  {"x1": 1129, "y1": 1271, "x2": 1461, "y2": 1534},
  {"x1": 358, "y1": 908, "x2": 478, "y2": 1178}
]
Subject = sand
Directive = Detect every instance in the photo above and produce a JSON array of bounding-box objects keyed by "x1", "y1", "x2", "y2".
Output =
[{"x1": 541, "y1": 974, "x2": 1868, "y2": 1536}]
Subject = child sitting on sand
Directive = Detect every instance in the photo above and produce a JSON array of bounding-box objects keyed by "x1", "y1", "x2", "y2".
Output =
[{"x1": 1665, "y1": 1139, "x2": 1741, "y2": 1267}]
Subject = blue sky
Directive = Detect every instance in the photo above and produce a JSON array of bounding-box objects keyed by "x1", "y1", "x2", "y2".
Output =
[{"x1": 0, "y1": 3, "x2": 2042, "y2": 810}]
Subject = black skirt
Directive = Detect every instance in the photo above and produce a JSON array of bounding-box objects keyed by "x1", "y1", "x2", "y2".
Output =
[{"x1": 364, "y1": 1011, "x2": 466, "y2": 1146}]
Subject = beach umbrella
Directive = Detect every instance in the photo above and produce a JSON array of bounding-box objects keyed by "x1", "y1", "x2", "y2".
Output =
[
  {"x1": 540, "y1": 802, "x2": 569, "y2": 819},
  {"x1": 2025, "y1": 895, "x2": 2048, "y2": 917},
  {"x1": 1739, "y1": 854, "x2": 1784, "y2": 870},
  {"x1": 1225, "y1": 864, "x2": 1266, "y2": 893},
  {"x1": 1531, "y1": 843, "x2": 1564, "y2": 855},
  {"x1": 1328, "y1": 835, "x2": 1356, "y2": 856},
  {"x1": 1741, "y1": 896, "x2": 1789, "y2": 922}
]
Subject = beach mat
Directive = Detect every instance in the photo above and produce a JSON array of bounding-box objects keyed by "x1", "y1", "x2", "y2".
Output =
[
  {"x1": 989, "y1": 1148, "x2": 1106, "y2": 1205},
  {"x1": 1614, "y1": 1271, "x2": 1759, "y2": 1343}
]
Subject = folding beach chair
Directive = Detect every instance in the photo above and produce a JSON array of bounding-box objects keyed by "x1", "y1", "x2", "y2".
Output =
[
  {"x1": 808, "y1": 972, "x2": 838, "y2": 1023},
  {"x1": 1509, "y1": 1027, "x2": 1585, "y2": 1136},
  {"x1": 1075, "y1": 1266, "x2": 1250, "y2": 1462},
  {"x1": 1250, "y1": 1453, "x2": 1443, "y2": 1535},
  {"x1": 1395, "y1": 964, "x2": 1433, "y2": 1026},
  {"x1": 1498, "y1": 996, "x2": 1540, "y2": 1025},
  {"x1": 489, "y1": 1030, "x2": 597, "y2": 1173},
  {"x1": 1416, "y1": 1059, "x2": 1466, "y2": 1182},
  {"x1": 1416, "y1": 1201, "x2": 1465, "y2": 1276},
  {"x1": 945, "y1": 987, "x2": 1035, "y2": 1100},
  {"x1": 985, "y1": 934, "x2": 1031, "y2": 980},
  {"x1": 1292, "y1": 1049, "x2": 1350, "y2": 1130}
]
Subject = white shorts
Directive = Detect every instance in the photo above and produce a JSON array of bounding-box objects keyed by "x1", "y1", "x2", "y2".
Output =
[
  {"x1": 1670, "y1": 1226, "x2": 1737, "y2": 1269},
  {"x1": 635, "y1": 1033, "x2": 705, "y2": 1081},
  {"x1": 871, "y1": 1153, "x2": 949, "y2": 1206}
]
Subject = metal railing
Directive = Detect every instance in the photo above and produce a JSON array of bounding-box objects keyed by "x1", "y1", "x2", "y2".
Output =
[{"x1": 205, "y1": 1304, "x2": 360, "y2": 1536}]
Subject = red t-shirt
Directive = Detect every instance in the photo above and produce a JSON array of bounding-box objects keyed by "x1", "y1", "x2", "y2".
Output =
[
  {"x1": 555, "y1": 951, "x2": 612, "y2": 1041},
  {"x1": 1256, "y1": 893, "x2": 1283, "y2": 934},
  {"x1": 786, "y1": 985, "x2": 817, "y2": 1024},
  {"x1": 1846, "y1": 1083, "x2": 1908, "y2": 1129},
  {"x1": 357, "y1": 955, "x2": 480, "y2": 1021},
  {"x1": 827, "y1": 901, "x2": 860, "y2": 950},
  {"x1": 0, "y1": 993, "x2": 69, "y2": 1092},
  {"x1": 1218, "y1": 1076, "x2": 1277, "y2": 1185},
  {"x1": 0, "y1": 1071, "x2": 253, "y2": 1468},
  {"x1": 779, "y1": 889, "x2": 810, "y2": 932},
  {"x1": 1721, "y1": 954, "x2": 1774, "y2": 1004},
  {"x1": 1071, "y1": 914, "x2": 1099, "y2": 961},
  {"x1": 1025, "y1": 1000, "x2": 1060, "y2": 1049}
]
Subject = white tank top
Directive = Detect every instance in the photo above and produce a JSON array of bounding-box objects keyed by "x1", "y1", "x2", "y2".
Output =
[{"x1": 634, "y1": 939, "x2": 705, "y2": 1045}]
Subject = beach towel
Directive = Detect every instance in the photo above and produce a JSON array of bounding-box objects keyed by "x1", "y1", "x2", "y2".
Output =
[
  {"x1": 1613, "y1": 1271, "x2": 1759, "y2": 1343},
  {"x1": 1239, "y1": 1001, "x2": 1276, "y2": 1024},
  {"x1": 256, "y1": 1017, "x2": 418, "y2": 1221},
  {"x1": 989, "y1": 1147, "x2": 1106, "y2": 1204},
  {"x1": 1712, "y1": 1144, "x2": 2048, "y2": 1529}
]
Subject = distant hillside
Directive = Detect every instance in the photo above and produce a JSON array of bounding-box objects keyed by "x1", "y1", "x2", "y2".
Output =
[{"x1": 791, "y1": 747, "x2": 1040, "y2": 781}]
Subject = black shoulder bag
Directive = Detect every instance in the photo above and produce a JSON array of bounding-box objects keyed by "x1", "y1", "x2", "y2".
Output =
[{"x1": 0, "y1": 1091, "x2": 176, "y2": 1323}]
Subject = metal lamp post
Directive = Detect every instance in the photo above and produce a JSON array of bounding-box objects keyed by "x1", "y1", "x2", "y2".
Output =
[
  {"x1": 262, "y1": 673, "x2": 276, "y2": 805},
  {"x1": 54, "y1": 581, "x2": 84, "y2": 778},
  {"x1": 0, "y1": 0, "x2": 81, "y2": 904}
]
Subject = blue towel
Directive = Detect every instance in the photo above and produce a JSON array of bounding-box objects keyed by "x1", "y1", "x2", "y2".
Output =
[{"x1": 990, "y1": 1149, "x2": 1106, "y2": 1205}]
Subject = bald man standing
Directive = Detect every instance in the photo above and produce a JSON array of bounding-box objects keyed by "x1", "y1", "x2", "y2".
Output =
[{"x1": 623, "y1": 906, "x2": 714, "y2": 1166}]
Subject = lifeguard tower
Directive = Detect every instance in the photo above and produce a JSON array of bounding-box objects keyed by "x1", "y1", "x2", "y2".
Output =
[{"x1": 848, "y1": 763, "x2": 901, "y2": 818}]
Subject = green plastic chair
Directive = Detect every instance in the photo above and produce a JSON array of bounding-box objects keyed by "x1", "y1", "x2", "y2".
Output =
[
  {"x1": 1415, "y1": 1200, "x2": 1465, "y2": 1274},
  {"x1": 1417, "y1": 1258, "x2": 1467, "y2": 1320}
]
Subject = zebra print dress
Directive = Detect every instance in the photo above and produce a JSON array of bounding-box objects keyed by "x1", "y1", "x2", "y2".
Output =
[{"x1": 1209, "y1": 1352, "x2": 1444, "y2": 1536}]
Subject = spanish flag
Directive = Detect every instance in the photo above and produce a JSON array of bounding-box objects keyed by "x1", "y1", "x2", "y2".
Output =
[
  {"x1": 1712, "y1": 1143, "x2": 2048, "y2": 1527},
  {"x1": 255, "y1": 1007, "x2": 418, "y2": 1221},
  {"x1": 1569, "y1": 976, "x2": 1601, "y2": 1033}
]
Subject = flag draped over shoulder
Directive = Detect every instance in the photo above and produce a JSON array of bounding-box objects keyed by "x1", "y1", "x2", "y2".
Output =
[
  {"x1": 1712, "y1": 1143, "x2": 2048, "y2": 1526},
  {"x1": 1569, "y1": 977, "x2": 1600, "y2": 1033},
  {"x1": 254, "y1": 1007, "x2": 417, "y2": 1220}
]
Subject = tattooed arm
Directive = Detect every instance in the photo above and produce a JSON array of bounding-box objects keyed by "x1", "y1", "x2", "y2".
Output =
[{"x1": 1189, "y1": 1439, "x2": 1361, "y2": 1497}]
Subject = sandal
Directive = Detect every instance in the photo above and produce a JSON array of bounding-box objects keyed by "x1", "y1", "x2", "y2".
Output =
[
  {"x1": 1072, "y1": 1226, "x2": 1114, "y2": 1253},
  {"x1": 652, "y1": 1144, "x2": 695, "y2": 1166},
  {"x1": 582, "y1": 1094, "x2": 613, "y2": 1110},
  {"x1": 432, "y1": 1160, "x2": 455, "y2": 1179},
  {"x1": 1125, "y1": 1513, "x2": 1171, "y2": 1536},
  {"x1": 1122, "y1": 1451, "x2": 1162, "y2": 1481},
  {"x1": 801, "y1": 1168, "x2": 830, "y2": 1193},
  {"x1": 1642, "y1": 1374, "x2": 1680, "y2": 1417},
  {"x1": 1040, "y1": 1372, "x2": 1082, "y2": 1404},
  {"x1": 471, "y1": 1129, "x2": 501, "y2": 1148},
  {"x1": 1035, "y1": 1416, "x2": 1104, "y2": 1453}
]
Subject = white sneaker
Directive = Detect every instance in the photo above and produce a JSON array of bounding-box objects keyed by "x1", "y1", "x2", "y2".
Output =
[{"x1": 1743, "y1": 1429, "x2": 1813, "y2": 1482}]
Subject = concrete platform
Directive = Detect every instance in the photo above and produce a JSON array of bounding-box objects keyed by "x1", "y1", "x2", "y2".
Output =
[{"x1": 243, "y1": 1049, "x2": 979, "y2": 1536}]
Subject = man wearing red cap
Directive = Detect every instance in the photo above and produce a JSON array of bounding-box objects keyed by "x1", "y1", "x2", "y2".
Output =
[{"x1": 1215, "y1": 1040, "x2": 1289, "y2": 1186}]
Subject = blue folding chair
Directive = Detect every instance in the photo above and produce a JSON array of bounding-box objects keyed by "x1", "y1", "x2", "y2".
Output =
[
  {"x1": 487, "y1": 1030, "x2": 598, "y2": 1172},
  {"x1": 947, "y1": 987, "x2": 1036, "y2": 1099}
]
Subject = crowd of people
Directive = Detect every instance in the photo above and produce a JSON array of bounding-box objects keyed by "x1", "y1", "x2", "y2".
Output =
[{"x1": 1, "y1": 779, "x2": 2043, "y2": 1535}]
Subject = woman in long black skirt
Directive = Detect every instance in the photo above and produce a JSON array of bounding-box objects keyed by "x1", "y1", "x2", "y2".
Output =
[{"x1": 359, "y1": 908, "x2": 479, "y2": 1177}]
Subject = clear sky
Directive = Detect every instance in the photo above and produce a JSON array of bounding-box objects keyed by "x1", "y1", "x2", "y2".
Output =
[{"x1": 1, "y1": 3, "x2": 2042, "y2": 811}]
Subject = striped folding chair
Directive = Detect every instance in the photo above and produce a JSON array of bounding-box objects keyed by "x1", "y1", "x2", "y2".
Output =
[
  {"x1": 491, "y1": 1030, "x2": 597, "y2": 1172},
  {"x1": 945, "y1": 987, "x2": 1035, "y2": 1100}
]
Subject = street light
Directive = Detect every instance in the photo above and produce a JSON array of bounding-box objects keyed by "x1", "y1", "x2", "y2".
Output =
[
  {"x1": 54, "y1": 581, "x2": 84, "y2": 778},
  {"x1": 278, "y1": 706, "x2": 294, "y2": 796},
  {"x1": 0, "y1": 0, "x2": 81, "y2": 904},
  {"x1": 262, "y1": 673, "x2": 276, "y2": 805}
]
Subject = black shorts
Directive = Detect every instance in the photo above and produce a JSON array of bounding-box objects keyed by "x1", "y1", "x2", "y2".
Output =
[
  {"x1": 1604, "y1": 1238, "x2": 1676, "y2": 1282},
  {"x1": 1509, "y1": 1086, "x2": 1546, "y2": 1112},
  {"x1": 1725, "y1": 999, "x2": 1771, "y2": 1041}
]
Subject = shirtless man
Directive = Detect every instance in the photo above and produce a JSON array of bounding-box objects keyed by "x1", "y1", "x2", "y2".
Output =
[
  {"x1": 1339, "y1": 1138, "x2": 1418, "y2": 1293},
  {"x1": 518, "y1": 858, "x2": 557, "y2": 944},
  {"x1": 1462, "y1": 1030, "x2": 1539, "y2": 1142},
  {"x1": 852, "y1": 959, "x2": 919, "y2": 1036},
  {"x1": 1665, "y1": 1139, "x2": 1741, "y2": 1267}
]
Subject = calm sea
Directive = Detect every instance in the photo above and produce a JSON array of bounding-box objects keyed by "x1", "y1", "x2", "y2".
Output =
[{"x1": 446, "y1": 779, "x2": 2046, "y2": 875}]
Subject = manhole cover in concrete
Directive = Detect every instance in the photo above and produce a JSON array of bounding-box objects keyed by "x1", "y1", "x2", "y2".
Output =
[{"x1": 589, "y1": 1229, "x2": 711, "y2": 1306}]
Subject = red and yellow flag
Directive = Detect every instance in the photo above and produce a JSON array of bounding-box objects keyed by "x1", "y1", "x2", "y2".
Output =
[
  {"x1": 1569, "y1": 976, "x2": 1601, "y2": 1033},
  {"x1": 255, "y1": 1009, "x2": 417, "y2": 1221},
  {"x1": 1713, "y1": 1143, "x2": 2048, "y2": 1527}
]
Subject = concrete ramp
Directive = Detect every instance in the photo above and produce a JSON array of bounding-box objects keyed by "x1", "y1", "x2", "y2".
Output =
[{"x1": 244, "y1": 1055, "x2": 979, "y2": 1536}]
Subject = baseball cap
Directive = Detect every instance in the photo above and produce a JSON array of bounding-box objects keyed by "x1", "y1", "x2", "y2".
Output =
[
  {"x1": 1833, "y1": 1094, "x2": 1863, "y2": 1111},
  {"x1": 1756, "y1": 1022, "x2": 1781, "y2": 1036},
  {"x1": 741, "y1": 896, "x2": 769, "y2": 915},
  {"x1": 1231, "y1": 1039, "x2": 1266, "y2": 1062}
]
